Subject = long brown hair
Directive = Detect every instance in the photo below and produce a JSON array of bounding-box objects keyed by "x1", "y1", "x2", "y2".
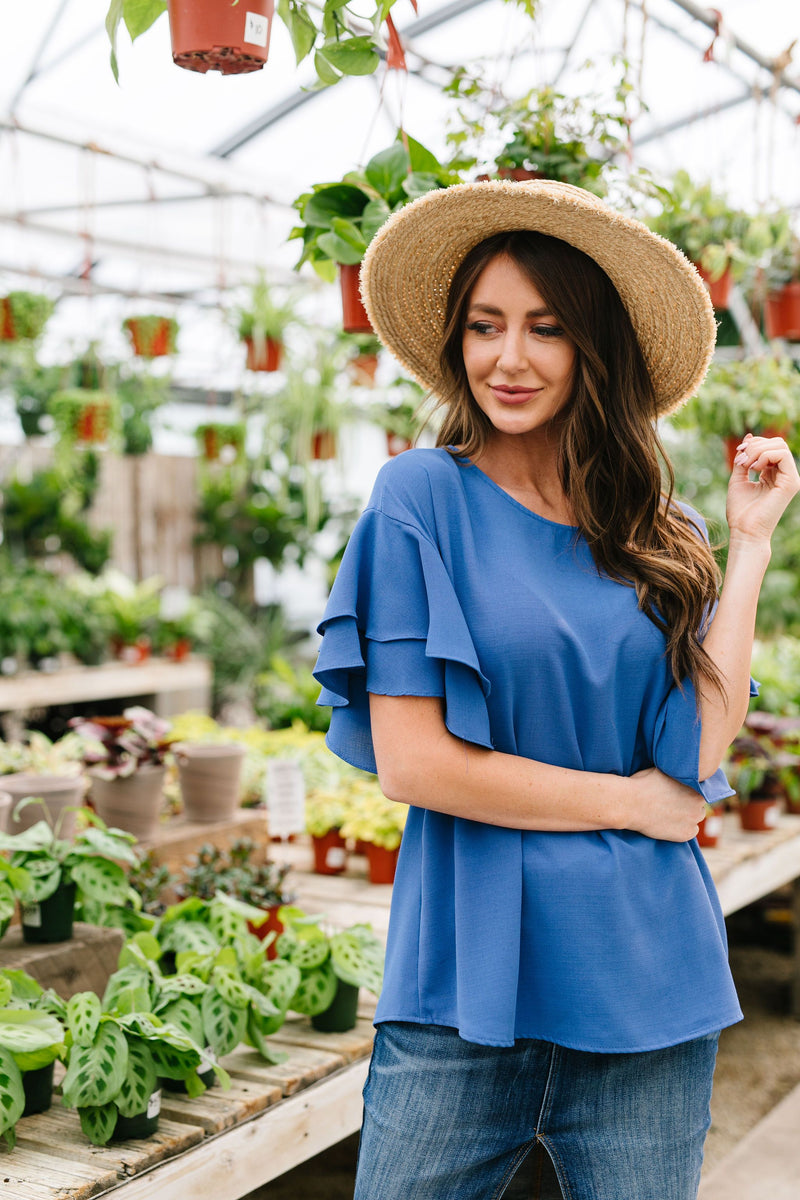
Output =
[{"x1": 437, "y1": 230, "x2": 723, "y2": 696}]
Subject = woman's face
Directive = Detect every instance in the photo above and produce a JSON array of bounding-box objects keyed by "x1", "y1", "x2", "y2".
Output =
[{"x1": 461, "y1": 253, "x2": 576, "y2": 440}]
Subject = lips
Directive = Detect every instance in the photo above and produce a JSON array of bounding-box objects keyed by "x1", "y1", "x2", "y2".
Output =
[{"x1": 490, "y1": 386, "x2": 540, "y2": 405}]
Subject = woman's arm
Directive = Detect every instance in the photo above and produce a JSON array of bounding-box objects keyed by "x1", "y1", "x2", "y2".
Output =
[
  {"x1": 369, "y1": 692, "x2": 707, "y2": 842},
  {"x1": 697, "y1": 434, "x2": 800, "y2": 779}
]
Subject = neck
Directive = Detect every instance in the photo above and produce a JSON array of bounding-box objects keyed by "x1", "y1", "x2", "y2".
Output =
[{"x1": 473, "y1": 432, "x2": 574, "y2": 524}]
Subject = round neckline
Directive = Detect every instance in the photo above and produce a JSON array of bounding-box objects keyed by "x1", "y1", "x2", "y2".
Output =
[{"x1": 455, "y1": 454, "x2": 580, "y2": 531}]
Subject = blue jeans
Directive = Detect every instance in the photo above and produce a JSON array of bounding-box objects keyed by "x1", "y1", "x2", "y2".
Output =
[{"x1": 354, "y1": 1022, "x2": 719, "y2": 1200}]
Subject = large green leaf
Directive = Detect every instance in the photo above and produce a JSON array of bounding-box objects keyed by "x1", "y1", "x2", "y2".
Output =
[
  {"x1": 0, "y1": 1044, "x2": 25, "y2": 1145},
  {"x1": 73, "y1": 824, "x2": 139, "y2": 866},
  {"x1": 289, "y1": 963, "x2": 338, "y2": 1016},
  {"x1": 260, "y1": 960, "x2": 302, "y2": 1012},
  {"x1": 102, "y1": 966, "x2": 152, "y2": 1017},
  {"x1": 78, "y1": 1101, "x2": 118, "y2": 1146},
  {"x1": 331, "y1": 927, "x2": 384, "y2": 994},
  {"x1": 201, "y1": 988, "x2": 248, "y2": 1058},
  {"x1": 277, "y1": 0, "x2": 316, "y2": 63},
  {"x1": 318, "y1": 37, "x2": 380, "y2": 76},
  {"x1": 0, "y1": 1010, "x2": 65, "y2": 1070},
  {"x1": 66, "y1": 992, "x2": 102, "y2": 1047},
  {"x1": 157, "y1": 997, "x2": 203, "y2": 1047},
  {"x1": 14, "y1": 855, "x2": 61, "y2": 903},
  {"x1": 160, "y1": 918, "x2": 219, "y2": 956},
  {"x1": 360, "y1": 198, "x2": 392, "y2": 244},
  {"x1": 211, "y1": 968, "x2": 251, "y2": 1011},
  {"x1": 61, "y1": 1021, "x2": 128, "y2": 1109},
  {"x1": 71, "y1": 857, "x2": 131, "y2": 907},
  {"x1": 285, "y1": 934, "x2": 330, "y2": 971},
  {"x1": 123, "y1": 0, "x2": 168, "y2": 41},
  {"x1": 364, "y1": 143, "x2": 410, "y2": 202},
  {"x1": 246, "y1": 1010, "x2": 289, "y2": 1064},
  {"x1": 301, "y1": 184, "x2": 369, "y2": 229},
  {"x1": 115, "y1": 1037, "x2": 157, "y2": 1119},
  {"x1": 0, "y1": 969, "x2": 44, "y2": 1003}
]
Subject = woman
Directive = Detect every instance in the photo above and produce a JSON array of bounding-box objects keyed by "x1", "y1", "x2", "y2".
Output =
[{"x1": 313, "y1": 181, "x2": 799, "y2": 1200}]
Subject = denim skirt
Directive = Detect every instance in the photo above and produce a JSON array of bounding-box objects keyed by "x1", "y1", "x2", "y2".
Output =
[{"x1": 353, "y1": 1022, "x2": 719, "y2": 1200}]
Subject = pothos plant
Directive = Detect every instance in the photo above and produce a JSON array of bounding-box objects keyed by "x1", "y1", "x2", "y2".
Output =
[{"x1": 0, "y1": 969, "x2": 67, "y2": 1149}]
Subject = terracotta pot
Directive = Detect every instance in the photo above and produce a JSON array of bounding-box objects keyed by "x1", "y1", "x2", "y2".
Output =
[
  {"x1": 89, "y1": 765, "x2": 167, "y2": 841},
  {"x1": 0, "y1": 297, "x2": 15, "y2": 340},
  {"x1": 166, "y1": 638, "x2": 192, "y2": 662},
  {"x1": 111, "y1": 636, "x2": 152, "y2": 665},
  {"x1": 739, "y1": 795, "x2": 782, "y2": 832},
  {"x1": 694, "y1": 263, "x2": 733, "y2": 310},
  {"x1": 173, "y1": 743, "x2": 246, "y2": 823},
  {"x1": 247, "y1": 904, "x2": 284, "y2": 960},
  {"x1": 386, "y1": 431, "x2": 413, "y2": 457},
  {"x1": 339, "y1": 263, "x2": 372, "y2": 334},
  {"x1": 245, "y1": 336, "x2": 283, "y2": 372},
  {"x1": 1, "y1": 774, "x2": 85, "y2": 840},
  {"x1": 311, "y1": 429, "x2": 337, "y2": 460},
  {"x1": 75, "y1": 400, "x2": 111, "y2": 445},
  {"x1": 125, "y1": 318, "x2": 174, "y2": 357},
  {"x1": 348, "y1": 353, "x2": 379, "y2": 386},
  {"x1": 167, "y1": 0, "x2": 274, "y2": 75},
  {"x1": 498, "y1": 167, "x2": 546, "y2": 181},
  {"x1": 312, "y1": 829, "x2": 347, "y2": 875},
  {"x1": 765, "y1": 281, "x2": 800, "y2": 342},
  {"x1": 365, "y1": 842, "x2": 399, "y2": 885},
  {"x1": 697, "y1": 812, "x2": 724, "y2": 848}
]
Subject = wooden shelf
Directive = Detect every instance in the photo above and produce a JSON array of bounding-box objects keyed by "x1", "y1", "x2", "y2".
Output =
[{"x1": 0, "y1": 657, "x2": 212, "y2": 717}]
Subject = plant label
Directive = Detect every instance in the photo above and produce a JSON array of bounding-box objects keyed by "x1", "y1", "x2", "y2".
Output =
[
  {"x1": 21, "y1": 902, "x2": 42, "y2": 928},
  {"x1": 147, "y1": 1090, "x2": 162, "y2": 1119},
  {"x1": 325, "y1": 845, "x2": 347, "y2": 869},
  {"x1": 265, "y1": 759, "x2": 305, "y2": 839},
  {"x1": 244, "y1": 12, "x2": 269, "y2": 47}
]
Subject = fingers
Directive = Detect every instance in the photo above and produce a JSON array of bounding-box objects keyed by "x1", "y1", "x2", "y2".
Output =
[{"x1": 732, "y1": 433, "x2": 799, "y2": 487}]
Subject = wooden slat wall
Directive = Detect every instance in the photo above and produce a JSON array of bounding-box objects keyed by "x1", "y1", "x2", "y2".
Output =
[{"x1": 5, "y1": 444, "x2": 221, "y2": 587}]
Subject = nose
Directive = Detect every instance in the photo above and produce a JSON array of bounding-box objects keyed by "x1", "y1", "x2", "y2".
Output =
[{"x1": 496, "y1": 329, "x2": 528, "y2": 374}]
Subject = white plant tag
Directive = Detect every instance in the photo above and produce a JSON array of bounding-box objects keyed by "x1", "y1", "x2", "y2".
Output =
[
  {"x1": 21, "y1": 903, "x2": 42, "y2": 928},
  {"x1": 244, "y1": 12, "x2": 269, "y2": 47},
  {"x1": 765, "y1": 805, "x2": 780, "y2": 828},
  {"x1": 265, "y1": 759, "x2": 306, "y2": 839},
  {"x1": 325, "y1": 845, "x2": 347, "y2": 869},
  {"x1": 705, "y1": 815, "x2": 723, "y2": 836},
  {"x1": 147, "y1": 1090, "x2": 162, "y2": 1119}
]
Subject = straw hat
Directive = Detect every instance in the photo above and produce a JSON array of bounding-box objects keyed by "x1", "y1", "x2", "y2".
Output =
[{"x1": 360, "y1": 179, "x2": 717, "y2": 416}]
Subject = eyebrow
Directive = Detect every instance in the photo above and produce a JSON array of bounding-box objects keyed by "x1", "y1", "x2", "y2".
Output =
[{"x1": 467, "y1": 302, "x2": 553, "y2": 318}]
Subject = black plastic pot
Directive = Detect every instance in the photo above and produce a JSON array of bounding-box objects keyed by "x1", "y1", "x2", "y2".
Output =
[
  {"x1": 21, "y1": 880, "x2": 76, "y2": 944},
  {"x1": 22, "y1": 1061, "x2": 55, "y2": 1116},
  {"x1": 112, "y1": 1092, "x2": 161, "y2": 1141},
  {"x1": 311, "y1": 979, "x2": 360, "y2": 1033},
  {"x1": 160, "y1": 1065, "x2": 215, "y2": 1093}
]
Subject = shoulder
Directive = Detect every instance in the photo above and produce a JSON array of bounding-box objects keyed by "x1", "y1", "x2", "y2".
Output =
[{"x1": 367, "y1": 448, "x2": 466, "y2": 533}]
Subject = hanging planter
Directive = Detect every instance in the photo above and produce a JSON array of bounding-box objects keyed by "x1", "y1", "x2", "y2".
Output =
[
  {"x1": 245, "y1": 336, "x2": 283, "y2": 372},
  {"x1": 122, "y1": 315, "x2": 178, "y2": 358},
  {"x1": 196, "y1": 422, "x2": 246, "y2": 464},
  {"x1": 347, "y1": 352, "x2": 379, "y2": 386},
  {"x1": 694, "y1": 263, "x2": 733, "y2": 311},
  {"x1": 48, "y1": 388, "x2": 117, "y2": 448},
  {"x1": 765, "y1": 282, "x2": 800, "y2": 342},
  {"x1": 339, "y1": 264, "x2": 372, "y2": 334},
  {"x1": 167, "y1": 0, "x2": 274, "y2": 75},
  {"x1": 0, "y1": 292, "x2": 54, "y2": 342},
  {"x1": 311, "y1": 428, "x2": 337, "y2": 460}
]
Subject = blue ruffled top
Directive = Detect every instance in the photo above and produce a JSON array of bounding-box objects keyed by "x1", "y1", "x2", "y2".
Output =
[{"x1": 314, "y1": 448, "x2": 745, "y2": 1050}]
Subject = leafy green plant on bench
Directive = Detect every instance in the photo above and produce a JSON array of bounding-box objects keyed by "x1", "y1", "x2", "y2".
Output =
[{"x1": 0, "y1": 968, "x2": 67, "y2": 1148}]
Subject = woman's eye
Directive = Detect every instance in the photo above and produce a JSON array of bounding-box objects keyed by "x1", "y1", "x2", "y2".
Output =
[
  {"x1": 533, "y1": 324, "x2": 564, "y2": 338},
  {"x1": 465, "y1": 321, "x2": 496, "y2": 335}
]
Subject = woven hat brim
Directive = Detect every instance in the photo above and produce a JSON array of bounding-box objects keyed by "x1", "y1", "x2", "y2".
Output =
[{"x1": 360, "y1": 180, "x2": 717, "y2": 417}]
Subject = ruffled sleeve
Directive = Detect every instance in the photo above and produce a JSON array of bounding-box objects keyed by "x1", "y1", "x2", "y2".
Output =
[{"x1": 313, "y1": 507, "x2": 493, "y2": 774}]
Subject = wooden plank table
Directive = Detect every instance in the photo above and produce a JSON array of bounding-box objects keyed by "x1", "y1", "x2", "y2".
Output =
[{"x1": 7, "y1": 815, "x2": 800, "y2": 1198}]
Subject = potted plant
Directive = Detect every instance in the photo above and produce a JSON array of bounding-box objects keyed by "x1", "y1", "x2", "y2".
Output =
[
  {"x1": 122, "y1": 315, "x2": 177, "y2": 358},
  {"x1": 339, "y1": 783, "x2": 407, "y2": 884},
  {"x1": 727, "y1": 729, "x2": 799, "y2": 831},
  {"x1": 235, "y1": 277, "x2": 295, "y2": 372},
  {"x1": 70, "y1": 707, "x2": 172, "y2": 841},
  {"x1": 0, "y1": 970, "x2": 67, "y2": 1146},
  {"x1": 305, "y1": 790, "x2": 350, "y2": 875},
  {"x1": 276, "y1": 906, "x2": 384, "y2": 1033},
  {"x1": 47, "y1": 387, "x2": 120, "y2": 448},
  {"x1": 762, "y1": 225, "x2": 800, "y2": 342},
  {"x1": 196, "y1": 421, "x2": 247, "y2": 464},
  {"x1": 291, "y1": 136, "x2": 456, "y2": 331},
  {"x1": 696, "y1": 803, "x2": 724, "y2": 849},
  {"x1": 0, "y1": 805, "x2": 141, "y2": 944},
  {"x1": 152, "y1": 592, "x2": 213, "y2": 662},
  {"x1": 93, "y1": 572, "x2": 163, "y2": 662},
  {"x1": 176, "y1": 839, "x2": 294, "y2": 956},
  {"x1": 669, "y1": 356, "x2": 800, "y2": 465},
  {"x1": 277, "y1": 356, "x2": 354, "y2": 463},
  {"x1": 0, "y1": 730, "x2": 88, "y2": 840},
  {"x1": 646, "y1": 171, "x2": 772, "y2": 309},
  {"x1": 341, "y1": 332, "x2": 382, "y2": 386},
  {"x1": 0, "y1": 859, "x2": 30, "y2": 941},
  {"x1": 369, "y1": 388, "x2": 424, "y2": 457},
  {"x1": 0, "y1": 291, "x2": 54, "y2": 342}
]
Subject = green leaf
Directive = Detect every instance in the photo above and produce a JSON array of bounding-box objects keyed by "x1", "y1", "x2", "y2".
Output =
[
  {"x1": 14, "y1": 855, "x2": 61, "y2": 903},
  {"x1": 261, "y1": 960, "x2": 302, "y2": 1012},
  {"x1": 365, "y1": 143, "x2": 410, "y2": 201},
  {"x1": 402, "y1": 172, "x2": 442, "y2": 201},
  {"x1": 201, "y1": 987, "x2": 248, "y2": 1058},
  {"x1": 246, "y1": 1009, "x2": 289, "y2": 1063},
  {"x1": 102, "y1": 966, "x2": 152, "y2": 1016},
  {"x1": 115, "y1": 1036, "x2": 157, "y2": 1119},
  {"x1": 285, "y1": 933, "x2": 330, "y2": 971},
  {"x1": 70, "y1": 858, "x2": 129, "y2": 907},
  {"x1": 211, "y1": 968, "x2": 251, "y2": 1011},
  {"x1": 331, "y1": 928, "x2": 384, "y2": 994},
  {"x1": 0, "y1": 1010, "x2": 63, "y2": 1071},
  {"x1": 316, "y1": 230, "x2": 365, "y2": 266},
  {"x1": 74, "y1": 825, "x2": 139, "y2": 866},
  {"x1": 157, "y1": 997, "x2": 204, "y2": 1047},
  {"x1": 157, "y1": 973, "x2": 208, "y2": 999},
  {"x1": 277, "y1": 0, "x2": 317, "y2": 63},
  {"x1": 0, "y1": 1046, "x2": 25, "y2": 1141},
  {"x1": 301, "y1": 184, "x2": 370, "y2": 229},
  {"x1": 123, "y1": 0, "x2": 168, "y2": 41},
  {"x1": 289, "y1": 963, "x2": 338, "y2": 1015},
  {"x1": 0, "y1": 969, "x2": 44, "y2": 1003},
  {"x1": 0, "y1": 979, "x2": 11, "y2": 1008},
  {"x1": 313, "y1": 48, "x2": 341, "y2": 86},
  {"x1": 66, "y1": 992, "x2": 102, "y2": 1047},
  {"x1": 360, "y1": 198, "x2": 392, "y2": 244},
  {"x1": 62, "y1": 1021, "x2": 128, "y2": 1109},
  {"x1": 104, "y1": 0, "x2": 124, "y2": 82},
  {"x1": 160, "y1": 918, "x2": 219, "y2": 956},
  {"x1": 78, "y1": 1101, "x2": 118, "y2": 1146},
  {"x1": 319, "y1": 37, "x2": 380, "y2": 76}
]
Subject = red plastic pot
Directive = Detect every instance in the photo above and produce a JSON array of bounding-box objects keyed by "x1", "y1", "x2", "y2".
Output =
[
  {"x1": 125, "y1": 317, "x2": 175, "y2": 358},
  {"x1": 739, "y1": 796, "x2": 782, "y2": 832},
  {"x1": 339, "y1": 264, "x2": 372, "y2": 334},
  {"x1": 311, "y1": 829, "x2": 347, "y2": 875},
  {"x1": 365, "y1": 842, "x2": 399, "y2": 885},
  {"x1": 697, "y1": 812, "x2": 723, "y2": 849},
  {"x1": 765, "y1": 281, "x2": 800, "y2": 342},
  {"x1": 167, "y1": 0, "x2": 274, "y2": 75},
  {"x1": 247, "y1": 904, "x2": 284, "y2": 960},
  {"x1": 245, "y1": 336, "x2": 283, "y2": 372},
  {"x1": 76, "y1": 400, "x2": 112, "y2": 445},
  {"x1": 311, "y1": 429, "x2": 337, "y2": 460},
  {"x1": 0, "y1": 298, "x2": 15, "y2": 340},
  {"x1": 694, "y1": 263, "x2": 733, "y2": 310},
  {"x1": 386, "y1": 432, "x2": 413, "y2": 457}
]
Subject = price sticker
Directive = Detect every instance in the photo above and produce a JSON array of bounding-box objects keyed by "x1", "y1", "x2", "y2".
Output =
[
  {"x1": 244, "y1": 12, "x2": 269, "y2": 47},
  {"x1": 265, "y1": 759, "x2": 306, "y2": 839},
  {"x1": 147, "y1": 1090, "x2": 162, "y2": 1119},
  {"x1": 21, "y1": 903, "x2": 42, "y2": 928}
]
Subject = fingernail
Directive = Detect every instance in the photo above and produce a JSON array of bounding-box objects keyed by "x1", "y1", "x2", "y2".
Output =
[{"x1": 734, "y1": 452, "x2": 748, "y2": 465}]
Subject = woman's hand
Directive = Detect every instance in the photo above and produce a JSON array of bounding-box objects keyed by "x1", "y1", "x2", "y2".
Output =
[
  {"x1": 727, "y1": 433, "x2": 800, "y2": 544},
  {"x1": 627, "y1": 768, "x2": 708, "y2": 842}
]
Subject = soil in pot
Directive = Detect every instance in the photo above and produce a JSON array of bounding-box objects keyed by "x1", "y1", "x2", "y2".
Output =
[
  {"x1": 2, "y1": 774, "x2": 85, "y2": 840},
  {"x1": 168, "y1": 0, "x2": 274, "y2": 75},
  {"x1": 21, "y1": 879, "x2": 77, "y2": 944},
  {"x1": 173, "y1": 743, "x2": 246, "y2": 823},
  {"x1": 89, "y1": 765, "x2": 167, "y2": 841},
  {"x1": 22, "y1": 1062, "x2": 55, "y2": 1116},
  {"x1": 311, "y1": 979, "x2": 360, "y2": 1033}
]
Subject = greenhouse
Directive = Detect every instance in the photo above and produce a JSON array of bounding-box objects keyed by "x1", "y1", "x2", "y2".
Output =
[{"x1": 0, "y1": 1, "x2": 799, "y2": 1196}]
